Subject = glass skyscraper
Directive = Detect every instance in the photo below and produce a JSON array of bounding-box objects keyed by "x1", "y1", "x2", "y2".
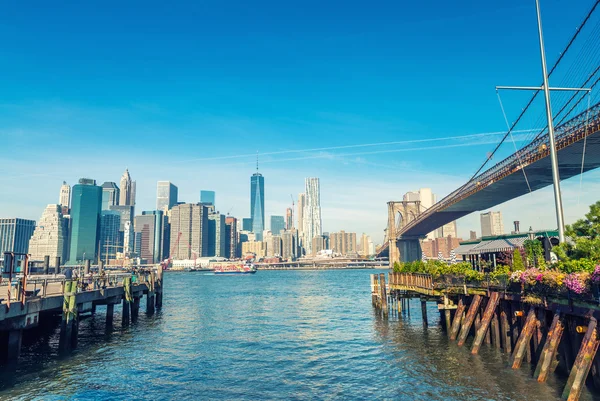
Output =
[
  {"x1": 200, "y1": 190, "x2": 216, "y2": 206},
  {"x1": 101, "y1": 182, "x2": 120, "y2": 210},
  {"x1": 250, "y1": 172, "x2": 265, "y2": 240},
  {"x1": 99, "y1": 210, "x2": 121, "y2": 263},
  {"x1": 69, "y1": 178, "x2": 102, "y2": 263},
  {"x1": 270, "y1": 215, "x2": 285, "y2": 235},
  {"x1": 303, "y1": 177, "x2": 322, "y2": 254},
  {"x1": 242, "y1": 218, "x2": 252, "y2": 232},
  {"x1": 156, "y1": 181, "x2": 178, "y2": 211},
  {"x1": 0, "y1": 218, "x2": 36, "y2": 269}
]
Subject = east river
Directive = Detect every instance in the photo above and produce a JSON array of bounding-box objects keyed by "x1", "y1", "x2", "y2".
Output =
[{"x1": 0, "y1": 269, "x2": 595, "y2": 400}]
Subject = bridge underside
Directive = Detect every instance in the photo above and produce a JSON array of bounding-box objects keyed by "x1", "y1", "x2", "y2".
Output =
[{"x1": 401, "y1": 129, "x2": 600, "y2": 237}]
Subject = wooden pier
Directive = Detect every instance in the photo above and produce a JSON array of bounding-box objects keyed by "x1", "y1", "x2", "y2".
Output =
[
  {"x1": 371, "y1": 272, "x2": 600, "y2": 401},
  {"x1": 0, "y1": 267, "x2": 163, "y2": 363}
]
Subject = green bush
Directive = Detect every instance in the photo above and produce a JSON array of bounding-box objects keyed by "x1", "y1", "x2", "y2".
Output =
[{"x1": 513, "y1": 248, "x2": 525, "y2": 271}]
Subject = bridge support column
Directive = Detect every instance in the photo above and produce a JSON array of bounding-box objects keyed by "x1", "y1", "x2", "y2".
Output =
[{"x1": 397, "y1": 238, "x2": 422, "y2": 263}]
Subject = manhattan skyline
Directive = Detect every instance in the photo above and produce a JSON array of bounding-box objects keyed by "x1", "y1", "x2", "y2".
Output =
[{"x1": 1, "y1": 1, "x2": 599, "y2": 242}]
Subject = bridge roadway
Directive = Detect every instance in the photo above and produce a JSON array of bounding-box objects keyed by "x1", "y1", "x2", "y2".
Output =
[
  {"x1": 0, "y1": 269, "x2": 162, "y2": 362},
  {"x1": 396, "y1": 101, "x2": 600, "y2": 240}
]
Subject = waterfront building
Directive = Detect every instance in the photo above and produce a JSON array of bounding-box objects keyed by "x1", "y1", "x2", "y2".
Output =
[
  {"x1": 119, "y1": 168, "x2": 136, "y2": 206},
  {"x1": 170, "y1": 203, "x2": 209, "y2": 259},
  {"x1": 281, "y1": 229, "x2": 298, "y2": 260},
  {"x1": 242, "y1": 240, "x2": 266, "y2": 258},
  {"x1": 481, "y1": 211, "x2": 504, "y2": 237},
  {"x1": 69, "y1": 178, "x2": 102, "y2": 263},
  {"x1": 270, "y1": 215, "x2": 285, "y2": 235},
  {"x1": 436, "y1": 221, "x2": 458, "y2": 238},
  {"x1": 99, "y1": 211, "x2": 121, "y2": 263},
  {"x1": 208, "y1": 213, "x2": 226, "y2": 257},
  {"x1": 225, "y1": 217, "x2": 238, "y2": 259},
  {"x1": 200, "y1": 190, "x2": 216, "y2": 206},
  {"x1": 242, "y1": 218, "x2": 252, "y2": 232},
  {"x1": 28, "y1": 205, "x2": 68, "y2": 263},
  {"x1": 303, "y1": 178, "x2": 322, "y2": 254},
  {"x1": 330, "y1": 231, "x2": 357, "y2": 256},
  {"x1": 311, "y1": 235, "x2": 329, "y2": 256},
  {"x1": 250, "y1": 169, "x2": 265, "y2": 241},
  {"x1": 286, "y1": 208, "x2": 293, "y2": 230},
  {"x1": 109, "y1": 205, "x2": 135, "y2": 256},
  {"x1": 0, "y1": 218, "x2": 36, "y2": 266},
  {"x1": 156, "y1": 181, "x2": 178, "y2": 212},
  {"x1": 101, "y1": 182, "x2": 120, "y2": 211},
  {"x1": 59, "y1": 181, "x2": 71, "y2": 211},
  {"x1": 422, "y1": 236, "x2": 462, "y2": 259}
]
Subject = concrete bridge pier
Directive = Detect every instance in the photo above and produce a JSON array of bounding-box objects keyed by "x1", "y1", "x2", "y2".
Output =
[{"x1": 396, "y1": 237, "x2": 423, "y2": 263}]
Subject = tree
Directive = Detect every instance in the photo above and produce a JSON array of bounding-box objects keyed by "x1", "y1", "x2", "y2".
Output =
[
  {"x1": 523, "y1": 239, "x2": 543, "y2": 268},
  {"x1": 566, "y1": 200, "x2": 600, "y2": 239},
  {"x1": 512, "y1": 248, "x2": 525, "y2": 271}
]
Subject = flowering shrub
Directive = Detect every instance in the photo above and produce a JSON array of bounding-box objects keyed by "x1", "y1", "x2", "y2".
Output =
[
  {"x1": 564, "y1": 273, "x2": 589, "y2": 295},
  {"x1": 591, "y1": 265, "x2": 600, "y2": 284}
]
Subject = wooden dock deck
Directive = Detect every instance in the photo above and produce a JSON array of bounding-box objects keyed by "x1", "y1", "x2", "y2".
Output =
[{"x1": 371, "y1": 272, "x2": 600, "y2": 401}]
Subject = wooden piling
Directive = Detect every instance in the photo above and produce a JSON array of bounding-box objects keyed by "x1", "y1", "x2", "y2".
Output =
[
  {"x1": 106, "y1": 303, "x2": 114, "y2": 328},
  {"x1": 450, "y1": 297, "x2": 466, "y2": 341},
  {"x1": 535, "y1": 311, "x2": 564, "y2": 383},
  {"x1": 511, "y1": 307, "x2": 537, "y2": 369},
  {"x1": 379, "y1": 273, "x2": 388, "y2": 316},
  {"x1": 471, "y1": 292, "x2": 500, "y2": 354},
  {"x1": 59, "y1": 279, "x2": 78, "y2": 352},
  {"x1": 500, "y1": 302, "x2": 512, "y2": 353},
  {"x1": 421, "y1": 298, "x2": 428, "y2": 328},
  {"x1": 562, "y1": 318, "x2": 600, "y2": 401},
  {"x1": 457, "y1": 295, "x2": 482, "y2": 347}
]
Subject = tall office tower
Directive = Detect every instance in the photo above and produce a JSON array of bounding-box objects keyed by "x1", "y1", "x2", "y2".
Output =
[
  {"x1": 119, "y1": 168, "x2": 135, "y2": 206},
  {"x1": 170, "y1": 203, "x2": 208, "y2": 259},
  {"x1": 285, "y1": 208, "x2": 293, "y2": 230},
  {"x1": 108, "y1": 205, "x2": 134, "y2": 256},
  {"x1": 250, "y1": 169, "x2": 265, "y2": 241},
  {"x1": 99, "y1": 211, "x2": 121, "y2": 263},
  {"x1": 436, "y1": 221, "x2": 458, "y2": 238},
  {"x1": 281, "y1": 229, "x2": 298, "y2": 260},
  {"x1": 242, "y1": 218, "x2": 252, "y2": 232},
  {"x1": 28, "y1": 205, "x2": 68, "y2": 263},
  {"x1": 270, "y1": 215, "x2": 285, "y2": 235},
  {"x1": 133, "y1": 211, "x2": 165, "y2": 263},
  {"x1": 68, "y1": 178, "x2": 102, "y2": 263},
  {"x1": 403, "y1": 188, "x2": 439, "y2": 240},
  {"x1": 480, "y1": 211, "x2": 504, "y2": 237},
  {"x1": 101, "y1": 182, "x2": 120, "y2": 211},
  {"x1": 303, "y1": 178, "x2": 322, "y2": 254},
  {"x1": 225, "y1": 217, "x2": 238, "y2": 259},
  {"x1": 156, "y1": 181, "x2": 178, "y2": 212},
  {"x1": 59, "y1": 181, "x2": 71, "y2": 211},
  {"x1": 0, "y1": 218, "x2": 36, "y2": 266},
  {"x1": 359, "y1": 233, "x2": 371, "y2": 257},
  {"x1": 200, "y1": 190, "x2": 216, "y2": 206},
  {"x1": 329, "y1": 231, "x2": 357, "y2": 256},
  {"x1": 208, "y1": 213, "x2": 226, "y2": 257},
  {"x1": 297, "y1": 193, "x2": 306, "y2": 235}
]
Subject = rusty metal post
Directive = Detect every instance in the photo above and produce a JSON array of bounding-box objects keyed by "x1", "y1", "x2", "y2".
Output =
[
  {"x1": 472, "y1": 292, "x2": 500, "y2": 354},
  {"x1": 457, "y1": 295, "x2": 482, "y2": 347}
]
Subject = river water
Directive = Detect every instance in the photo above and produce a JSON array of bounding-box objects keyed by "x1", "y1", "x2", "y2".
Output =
[{"x1": 0, "y1": 269, "x2": 595, "y2": 400}]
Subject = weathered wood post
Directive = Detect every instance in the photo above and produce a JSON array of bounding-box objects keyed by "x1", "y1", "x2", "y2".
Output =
[
  {"x1": 450, "y1": 297, "x2": 466, "y2": 341},
  {"x1": 562, "y1": 318, "x2": 600, "y2": 401},
  {"x1": 379, "y1": 273, "x2": 388, "y2": 316},
  {"x1": 511, "y1": 307, "x2": 538, "y2": 369},
  {"x1": 535, "y1": 311, "x2": 564, "y2": 383},
  {"x1": 122, "y1": 277, "x2": 132, "y2": 326},
  {"x1": 370, "y1": 274, "x2": 376, "y2": 307},
  {"x1": 106, "y1": 302, "x2": 115, "y2": 328},
  {"x1": 421, "y1": 298, "x2": 428, "y2": 328},
  {"x1": 6, "y1": 329, "x2": 22, "y2": 362},
  {"x1": 457, "y1": 295, "x2": 482, "y2": 347},
  {"x1": 147, "y1": 271, "x2": 156, "y2": 315},
  {"x1": 471, "y1": 292, "x2": 500, "y2": 354},
  {"x1": 54, "y1": 256, "x2": 61, "y2": 275},
  {"x1": 156, "y1": 266, "x2": 163, "y2": 308},
  {"x1": 500, "y1": 302, "x2": 512, "y2": 353}
]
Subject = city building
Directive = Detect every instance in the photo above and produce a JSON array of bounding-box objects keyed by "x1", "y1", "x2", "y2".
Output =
[
  {"x1": 286, "y1": 208, "x2": 293, "y2": 230},
  {"x1": 68, "y1": 178, "x2": 102, "y2": 263},
  {"x1": 242, "y1": 218, "x2": 252, "y2": 232},
  {"x1": 156, "y1": 181, "x2": 178, "y2": 212},
  {"x1": 481, "y1": 211, "x2": 504, "y2": 237},
  {"x1": 469, "y1": 231, "x2": 477, "y2": 240},
  {"x1": 270, "y1": 215, "x2": 285, "y2": 235},
  {"x1": 200, "y1": 190, "x2": 216, "y2": 206},
  {"x1": 436, "y1": 221, "x2": 458, "y2": 238},
  {"x1": 133, "y1": 211, "x2": 166, "y2": 263},
  {"x1": 99, "y1": 211, "x2": 121, "y2": 263},
  {"x1": 170, "y1": 203, "x2": 209, "y2": 259},
  {"x1": 208, "y1": 213, "x2": 226, "y2": 257},
  {"x1": 421, "y1": 236, "x2": 462, "y2": 259},
  {"x1": 303, "y1": 178, "x2": 322, "y2": 254},
  {"x1": 359, "y1": 233, "x2": 371, "y2": 257},
  {"x1": 225, "y1": 217, "x2": 238, "y2": 259},
  {"x1": 109, "y1": 205, "x2": 135, "y2": 256},
  {"x1": 329, "y1": 231, "x2": 357, "y2": 256},
  {"x1": 266, "y1": 234, "x2": 282, "y2": 257},
  {"x1": 281, "y1": 229, "x2": 298, "y2": 260},
  {"x1": 59, "y1": 181, "x2": 71, "y2": 211},
  {"x1": 242, "y1": 240, "x2": 266, "y2": 258},
  {"x1": 311, "y1": 235, "x2": 329, "y2": 256},
  {"x1": 403, "y1": 188, "x2": 440, "y2": 240},
  {"x1": 297, "y1": 193, "x2": 306, "y2": 236},
  {"x1": 101, "y1": 182, "x2": 120, "y2": 211},
  {"x1": 250, "y1": 169, "x2": 265, "y2": 240},
  {"x1": 28, "y1": 205, "x2": 69, "y2": 264},
  {"x1": 0, "y1": 218, "x2": 36, "y2": 266},
  {"x1": 119, "y1": 168, "x2": 136, "y2": 206}
]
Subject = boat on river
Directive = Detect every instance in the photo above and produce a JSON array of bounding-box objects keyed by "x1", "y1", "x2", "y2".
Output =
[{"x1": 213, "y1": 262, "x2": 257, "y2": 275}]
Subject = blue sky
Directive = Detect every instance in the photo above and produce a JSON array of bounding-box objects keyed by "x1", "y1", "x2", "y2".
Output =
[{"x1": 1, "y1": 0, "x2": 599, "y2": 243}]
